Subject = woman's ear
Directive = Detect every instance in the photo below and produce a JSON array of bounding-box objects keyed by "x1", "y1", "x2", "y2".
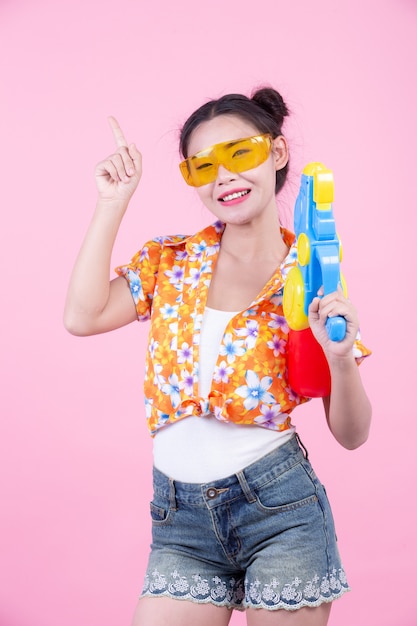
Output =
[{"x1": 272, "y1": 135, "x2": 289, "y2": 171}]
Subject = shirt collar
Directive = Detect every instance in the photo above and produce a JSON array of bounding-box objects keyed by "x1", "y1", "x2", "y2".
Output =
[{"x1": 164, "y1": 221, "x2": 295, "y2": 257}]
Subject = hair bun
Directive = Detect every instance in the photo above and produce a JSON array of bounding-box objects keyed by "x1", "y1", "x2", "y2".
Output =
[{"x1": 251, "y1": 87, "x2": 289, "y2": 127}]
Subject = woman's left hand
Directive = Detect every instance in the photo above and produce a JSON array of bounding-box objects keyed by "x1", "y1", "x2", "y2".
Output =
[{"x1": 308, "y1": 285, "x2": 359, "y2": 359}]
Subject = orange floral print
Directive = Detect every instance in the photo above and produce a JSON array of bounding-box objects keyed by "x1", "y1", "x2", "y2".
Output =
[{"x1": 115, "y1": 222, "x2": 370, "y2": 436}]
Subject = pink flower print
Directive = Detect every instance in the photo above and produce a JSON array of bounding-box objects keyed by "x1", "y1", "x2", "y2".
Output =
[
  {"x1": 267, "y1": 335, "x2": 286, "y2": 357},
  {"x1": 213, "y1": 360, "x2": 234, "y2": 384}
]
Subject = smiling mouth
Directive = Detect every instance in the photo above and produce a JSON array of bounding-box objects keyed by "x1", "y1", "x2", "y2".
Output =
[{"x1": 219, "y1": 190, "x2": 250, "y2": 202}]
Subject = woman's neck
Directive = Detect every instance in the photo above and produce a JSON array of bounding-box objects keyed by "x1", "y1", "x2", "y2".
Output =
[{"x1": 220, "y1": 219, "x2": 288, "y2": 264}]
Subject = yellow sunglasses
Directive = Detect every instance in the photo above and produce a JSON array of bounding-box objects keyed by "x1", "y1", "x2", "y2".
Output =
[{"x1": 179, "y1": 133, "x2": 273, "y2": 187}]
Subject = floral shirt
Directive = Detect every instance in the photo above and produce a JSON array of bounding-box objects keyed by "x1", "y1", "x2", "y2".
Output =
[{"x1": 116, "y1": 221, "x2": 370, "y2": 437}]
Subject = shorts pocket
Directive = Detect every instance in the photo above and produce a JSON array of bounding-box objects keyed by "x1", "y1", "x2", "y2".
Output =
[
  {"x1": 150, "y1": 494, "x2": 173, "y2": 526},
  {"x1": 254, "y1": 462, "x2": 318, "y2": 513}
]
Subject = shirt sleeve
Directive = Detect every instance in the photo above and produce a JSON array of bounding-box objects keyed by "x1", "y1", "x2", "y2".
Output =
[{"x1": 114, "y1": 238, "x2": 163, "y2": 321}]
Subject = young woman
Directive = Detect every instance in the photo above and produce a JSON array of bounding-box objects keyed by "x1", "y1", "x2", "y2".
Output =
[{"x1": 64, "y1": 87, "x2": 371, "y2": 626}]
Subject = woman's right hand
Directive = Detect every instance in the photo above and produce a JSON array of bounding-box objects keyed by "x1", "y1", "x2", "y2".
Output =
[
  {"x1": 95, "y1": 116, "x2": 142, "y2": 205},
  {"x1": 64, "y1": 116, "x2": 141, "y2": 336}
]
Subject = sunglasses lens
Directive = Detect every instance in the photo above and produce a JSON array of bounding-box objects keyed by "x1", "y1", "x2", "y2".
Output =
[
  {"x1": 179, "y1": 153, "x2": 218, "y2": 187},
  {"x1": 179, "y1": 135, "x2": 272, "y2": 187},
  {"x1": 223, "y1": 136, "x2": 271, "y2": 173},
  {"x1": 189, "y1": 156, "x2": 218, "y2": 187}
]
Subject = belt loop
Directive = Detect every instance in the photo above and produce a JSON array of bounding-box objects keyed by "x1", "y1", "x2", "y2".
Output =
[
  {"x1": 295, "y1": 432, "x2": 309, "y2": 460},
  {"x1": 168, "y1": 478, "x2": 178, "y2": 511},
  {"x1": 236, "y1": 471, "x2": 256, "y2": 503}
]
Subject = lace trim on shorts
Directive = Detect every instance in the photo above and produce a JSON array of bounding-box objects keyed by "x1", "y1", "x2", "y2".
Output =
[{"x1": 141, "y1": 566, "x2": 350, "y2": 611}]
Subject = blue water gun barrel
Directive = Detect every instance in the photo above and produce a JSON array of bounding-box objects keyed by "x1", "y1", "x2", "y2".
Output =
[
  {"x1": 284, "y1": 162, "x2": 347, "y2": 341},
  {"x1": 283, "y1": 163, "x2": 347, "y2": 397}
]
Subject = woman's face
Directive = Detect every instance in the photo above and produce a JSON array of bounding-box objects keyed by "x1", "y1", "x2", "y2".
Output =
[{"x1": 186, "y1": 114, "x2": 288, "y2": 227}]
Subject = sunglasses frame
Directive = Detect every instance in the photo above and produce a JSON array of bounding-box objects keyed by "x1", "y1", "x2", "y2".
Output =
[{"x1": 179, "y1": 133, "x2": 273, "y2": 187}]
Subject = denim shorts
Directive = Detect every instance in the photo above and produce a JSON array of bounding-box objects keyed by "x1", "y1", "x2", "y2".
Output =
[{"x1": 141, "y1": 434, "x2": 350, "y2": 611}]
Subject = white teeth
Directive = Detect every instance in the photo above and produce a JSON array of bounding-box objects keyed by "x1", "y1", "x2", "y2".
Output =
[{"x1": 221, "y1": 190, "x2": 249, "y2": 202}]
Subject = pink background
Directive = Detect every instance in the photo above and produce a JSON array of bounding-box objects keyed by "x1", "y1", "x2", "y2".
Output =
[{"x1": 1, "y1": 0, "x2": 416, "y2": 625}]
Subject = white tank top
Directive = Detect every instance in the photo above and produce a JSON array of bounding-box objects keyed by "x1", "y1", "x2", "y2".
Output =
[{"x1": 153, "y1": 307, "x2": 294, "y2": 482}]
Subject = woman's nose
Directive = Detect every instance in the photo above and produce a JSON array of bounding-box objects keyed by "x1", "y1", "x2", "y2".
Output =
[{"x1": 216, "y1": 164, "x2": 237, "y2": 183}]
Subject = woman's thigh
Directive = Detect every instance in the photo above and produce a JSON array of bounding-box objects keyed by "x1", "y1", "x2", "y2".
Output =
[
  {"x1": 247, "y1": 603, "x2": 331, "y2": 626},
  {"x1": 131, "y1": 596, "x2": 233, "y2": 626}
]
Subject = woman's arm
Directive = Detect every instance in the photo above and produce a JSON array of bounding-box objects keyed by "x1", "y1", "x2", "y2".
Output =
[
  {"x1": 308, "y1": 287, "x2": 372, "y2": 449},
  {"x1": 64, "y1": 117, "x2": 141, "y2": 336}
]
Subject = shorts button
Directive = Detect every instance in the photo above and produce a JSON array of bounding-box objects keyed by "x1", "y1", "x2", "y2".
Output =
[{"x1": 206, "y1": 487, "x2": 218, "y2": 499}]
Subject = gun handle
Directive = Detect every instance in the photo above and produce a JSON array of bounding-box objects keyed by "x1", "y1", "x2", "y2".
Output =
[
  {"x1": 325, "y1": 316, "x2": 347, "y2": 342},
  {"x1": 288, "y1": 328, "x2": 331, "y2": 397}
]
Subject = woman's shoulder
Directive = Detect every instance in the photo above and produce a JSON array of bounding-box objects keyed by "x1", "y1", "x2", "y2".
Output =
[
  {"x1": 147, "y1": 221, "x2": 224, "y2": 253},
  {"x1": 150, "y1": 233, "x2": 190, "y2": 247}
]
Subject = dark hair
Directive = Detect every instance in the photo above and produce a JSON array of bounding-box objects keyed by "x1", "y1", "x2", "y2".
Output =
[{"x1": 179, "y1": 87, "x2": 290, "y2": 194}]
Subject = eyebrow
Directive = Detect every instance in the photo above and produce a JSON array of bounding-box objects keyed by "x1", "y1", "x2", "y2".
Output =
[
  {"x1": 223, "y1": 140, "x2": 241, "y2": 149},
  {"x1": 189, "y1": 137, "x2": 247, "y2": 161}
]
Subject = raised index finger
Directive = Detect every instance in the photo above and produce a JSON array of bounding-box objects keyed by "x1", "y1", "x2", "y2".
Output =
[{"x1": 108, "y1": 115, "x2": 128, "y2": 148}]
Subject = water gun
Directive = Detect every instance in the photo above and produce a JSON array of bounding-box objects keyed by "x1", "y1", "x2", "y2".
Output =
[{"x1": 283, "y1": 163, "x2": 347, "y2": 397}]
